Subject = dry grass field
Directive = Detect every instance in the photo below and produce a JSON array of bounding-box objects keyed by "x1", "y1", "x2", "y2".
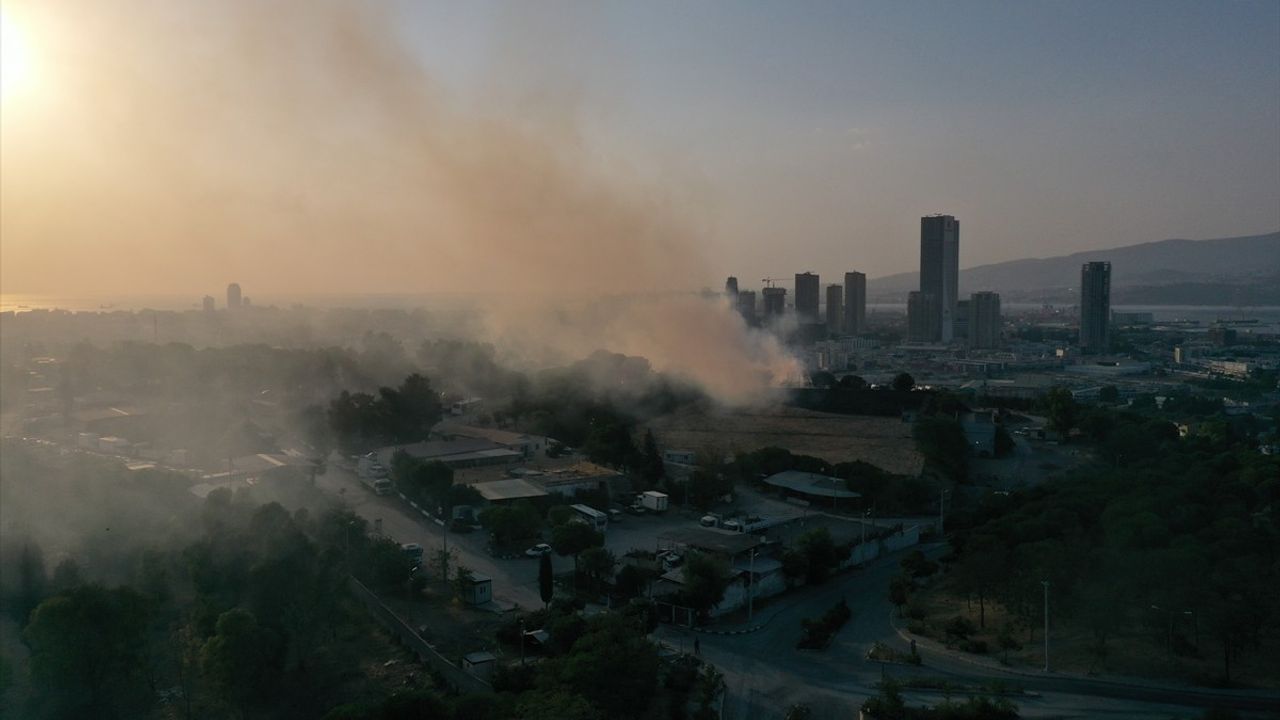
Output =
[{"x1": 646, "y1": 405, "x2": 924, "y2": 476}]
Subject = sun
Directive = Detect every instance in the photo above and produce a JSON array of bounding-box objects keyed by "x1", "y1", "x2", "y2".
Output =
[{"x1": 1, "y1": 6, "x2": 33, "y2": 101}]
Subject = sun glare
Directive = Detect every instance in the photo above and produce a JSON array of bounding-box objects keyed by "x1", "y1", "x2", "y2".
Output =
[{"x1": 1, "y1": 6, "x2": 33, "y2": 101}]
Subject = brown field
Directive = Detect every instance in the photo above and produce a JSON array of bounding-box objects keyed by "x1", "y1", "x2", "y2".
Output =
[{"x1": 646, "y1": 406, "x2": 924, "y2": 476}]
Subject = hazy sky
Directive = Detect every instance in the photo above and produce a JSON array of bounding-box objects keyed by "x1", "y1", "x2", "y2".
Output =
[{"x1": 1, "y1": 0, "x2": 1277, "y2": 297}]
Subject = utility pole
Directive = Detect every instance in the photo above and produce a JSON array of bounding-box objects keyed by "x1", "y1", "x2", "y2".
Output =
[
  {"x1": 939, "y1": 489, "x2": 949, "y2": 536},
  {"x1": 1042, "y1": 580, "x2": 1050, "y2": 672},
  {"x1": 748, "y1": 548, "x2": 756, "y2": 621}
]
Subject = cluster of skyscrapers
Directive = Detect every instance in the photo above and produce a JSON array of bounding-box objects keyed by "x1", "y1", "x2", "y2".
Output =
[
  {"x1": 726, "y1": 269, "x2": 868, "y2": 339},
  {"x1": 201, "y1": 283, "x2": 248, "y2": 313},
  {"x1": 903, "y1": 215, "x2": 1001, "y2": 349}
]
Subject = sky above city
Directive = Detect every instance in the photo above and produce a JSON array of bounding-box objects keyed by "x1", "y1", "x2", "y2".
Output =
[{"x1": 1, "y1": 0, "x2": 1277, "y2": 297}]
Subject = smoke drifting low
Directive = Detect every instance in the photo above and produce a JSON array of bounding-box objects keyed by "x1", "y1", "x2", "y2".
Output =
[{"x1": 0, "y1": 0, "x2": 799, "y2": 403}]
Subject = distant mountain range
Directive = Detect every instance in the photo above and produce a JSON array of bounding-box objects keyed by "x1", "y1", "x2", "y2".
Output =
[{"x1": 867, "y1": 231, "x2": 1280, "y2": 305}]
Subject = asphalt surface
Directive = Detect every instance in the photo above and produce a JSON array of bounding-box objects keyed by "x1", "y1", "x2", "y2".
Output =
[{"x1": 314, "y1": 462, "x2": 1280, "y2": 719}]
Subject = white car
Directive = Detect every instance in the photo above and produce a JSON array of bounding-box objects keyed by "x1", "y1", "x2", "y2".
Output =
[{"x1": 525, "y1": 543, "x2": 553, "y2": 558}]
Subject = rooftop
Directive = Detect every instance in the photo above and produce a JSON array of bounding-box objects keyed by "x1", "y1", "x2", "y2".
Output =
[
  {"x1": 658, "y1": 527, "x2": 764, "y2": 556},
  {"x1": 763, "y1": 470, "x2": 862, "y2": 499},
  {"x1": 473, "y1": 478, "x2": 550, "y2": 502}
]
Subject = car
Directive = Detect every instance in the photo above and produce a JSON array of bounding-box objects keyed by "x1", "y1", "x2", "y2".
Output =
[
  {"x1": 525, "y1": 543, "x2": 553, "y2": 558},
  {"x1": 700, "y1": 515, "x2": 719, "y2": 528},
  {"x1": 626, "y1": 504, "x2": 647, "y2": 515},
  {"x1": 722, "y1": 519, "x2": 742, "y2": 532},
  {"x1": 608, "y1": 509, "x2": 623, "y2": 522}
]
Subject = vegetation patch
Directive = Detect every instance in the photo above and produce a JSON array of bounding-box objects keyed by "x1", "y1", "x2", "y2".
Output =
[{"x1": 796, "y1": 598, "x2": 852, "y2": 650}]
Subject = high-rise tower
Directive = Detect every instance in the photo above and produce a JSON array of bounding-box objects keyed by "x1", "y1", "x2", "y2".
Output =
[
  {"x1": 1080, "y1": 262, "x2": 1111, "y2": 354},
  {"x1": 969, "y1": 291, "x2": 1002, "y2": 349},
  {"x1": 762, "y1": 287, "x2": 787, "y2": 321},
  {"x1": 227, "y1": 283, "x2": 242, "y2": 309},
  {"x1": 907, "y1": 291, "x2": 940, "y2": 343},
  {"x1": 843, "y1": 271, "x2": 866, "y2": 335},
  {"x1": 794, "y1": 272, "x2": 820, "y2": 323},
  {"x1": 919, "y1": 215, "x2": 959, "y2": 342},
  {"x1": 825, "y1": 285, "x2": 843, "y2": 333}
]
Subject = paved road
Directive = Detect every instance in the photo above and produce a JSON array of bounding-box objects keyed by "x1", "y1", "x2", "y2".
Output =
[
  {"x1": 315, "y1": 463, "x2": 560, "y2": 608},
  {"x1": 657, "y1": 543, "x2": 1280, "y2": 719},
  {"x1": 314, "y1": 465, "x2": 1280, "y2": 718}
]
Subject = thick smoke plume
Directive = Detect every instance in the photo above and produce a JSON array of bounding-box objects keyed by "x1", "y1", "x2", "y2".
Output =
[{"x1": 0, "y1": 0, "x2": 800, "y2": 403}]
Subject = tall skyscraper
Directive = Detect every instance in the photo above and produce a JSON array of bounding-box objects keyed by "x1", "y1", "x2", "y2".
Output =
[
  {"x1": 762, "y1": 287, "x2": 787, "y2": 321},
  {"x1": 843, "y1": 271, "x2": 866, "y2": 335},
  {"x1": 226, "y1": 283, "x2": 242, "y2": 309},
  {"x1": 725, "y1": 276, "x2": 739, "y2": 297},
  {"x1": 954, "y1": 299, "x2": 970, "y2": 341},
  {"x1": 825, "y1": 284, "x2": 843, "y2": 333},
  {"x1": 969, "y1": 291, "x2": 1002, "y2": 349},
  {"x1": 920, "y1": 215, "x2": 959, "y2": 342},
  {"x1": 737, "y1": 290, "x2": 757, "y2": 325},
  {"x1": 202, "y1": 295, "x2": 215, "y2": 313},
  {"x1": 1080, "y1": 261, "x2": 1111, "y2": 354},
  {"x1": 907, "y1": 291, "x2": 940, "y2": 343},
  {"x1": 794, "y1": 272, "x2": 820, "y2": 322}
]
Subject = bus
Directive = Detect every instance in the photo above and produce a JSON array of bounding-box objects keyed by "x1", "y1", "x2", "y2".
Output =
[{"x1": 570, "y1": 504, "x2": 608, "y2": 531}]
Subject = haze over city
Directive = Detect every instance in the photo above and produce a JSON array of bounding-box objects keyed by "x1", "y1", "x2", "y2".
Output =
[
  {"x1": 2, "y1": 3, "x2": 1280, "y2": 720},
  {"x1": 2, "y1": 0, "x2": 1277, "y2": 297}
]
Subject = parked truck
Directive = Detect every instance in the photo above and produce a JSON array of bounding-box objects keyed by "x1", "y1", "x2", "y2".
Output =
[
  {"x1": 640, "y1": 490, "x2": 669, "y2": 513},
  {"x1": 356, "y1": 453, "x2": 394, "y2": 496}
]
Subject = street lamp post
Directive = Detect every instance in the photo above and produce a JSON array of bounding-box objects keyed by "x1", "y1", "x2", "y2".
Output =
[
  {"x1": 748, "y1": 548, "x2": 756, "y2": 622},
  {"x1": 1042, "y1": 580, "x2": 1050, "y2": 672},
  {"x1": 939, "y1": 489, "x2": 950, "y2": 536}
]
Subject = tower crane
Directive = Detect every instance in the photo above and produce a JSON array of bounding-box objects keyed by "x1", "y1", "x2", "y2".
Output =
[{"x1": 761, "y1": 277, "x2": 787, "y2": 288}]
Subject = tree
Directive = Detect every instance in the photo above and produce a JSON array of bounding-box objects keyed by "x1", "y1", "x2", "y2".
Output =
[
  {"x1": 637, "y1": 429, "x2": 665, "y2": 488},
  {"x1": 889, "y1": 575, "x2": 911, "y2": 616},
  {"x1": 682, "y1": 553, "x2": 731, "y2": 620},
  {"x1": 810, "y1": 370, "x2": 836, "y2": 388},
  {"x1": 481, "y1": 502, "x2": 543, "y2": 546},
  {"x1": 914, "y1": 416, "x2": 969, "y2": 482},
  {"x1": 578, "y1": 547, "x2": 616, "y2": 593},
  {"x1": 900, "y1": 550, "x2": 939, "y2": 579},
  {"x1": 687, "y1": 469, "x2": 733, "y2": 511},
  {"x1": 993, "y1": 425, "x2": 1015, "y2": 457},
  {"x1": 1044, "y1": 386, "x2": 1077, "y2": 437},
  {"x1": 558, "y1": 614, "x2": 660, "y2": 718},
  {"x1": 1098, "y1": 385, "x2": 1119, "y2": 403},
  {"x1": 363, "y1": 537, "x2": 415, "y2": 590},
  {"x1": 24, "y1": 585, "x2": 153, "y2": 719},
  {"x1": 614, "y1": 564, "x2": 654, "y2": 601},
  {"x1": 452, "y1": 566, "x2": 476, "y2": 601},
  {"x1": 796, "y1": 528, "x2": 846, "y2": 584},
  {"x1": 892, "y1": 372, "x2": 915, "y2": 392},
  {"x1": 838, "y1": 374, "x2": 868, "y2": 390},
  {"x1": 551, "y1": 522, "x2": 605, "y2": 574},
  {"x1": 13, "y1": 541, "x2": 47, "y2": 623},
  {"x1": 539, "y1": 553, "x2": 555, "y2": 609},
  {"x1": 201, "y1": 608, "x2": 280, "y2": 714},
  {"x1": 996, "y1": 625, "x2": 1021, "y2": 663}
]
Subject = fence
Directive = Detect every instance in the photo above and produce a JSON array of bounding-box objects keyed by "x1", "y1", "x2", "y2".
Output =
[{"x1": 347, "y1": 576, "x2": 492, "y2": 695}]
